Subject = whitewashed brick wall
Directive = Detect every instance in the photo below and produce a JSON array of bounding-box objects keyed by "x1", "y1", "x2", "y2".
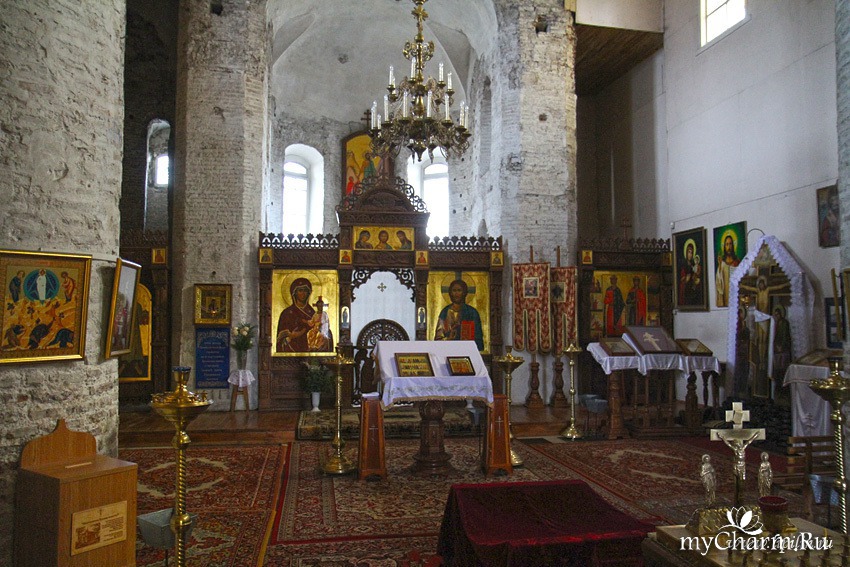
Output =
[{"x1": 0, "y1": 0, "x2": 126, "y2": 561}]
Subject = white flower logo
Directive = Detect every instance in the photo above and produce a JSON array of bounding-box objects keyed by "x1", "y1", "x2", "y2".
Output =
[{"x1": 720, "y1": 507, "x2": 763, "y2": 536}]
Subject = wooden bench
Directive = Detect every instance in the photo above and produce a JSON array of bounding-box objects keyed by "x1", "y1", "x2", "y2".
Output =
[{"x1": 773, "y1": 435, "x2": 835, "y2": 520}]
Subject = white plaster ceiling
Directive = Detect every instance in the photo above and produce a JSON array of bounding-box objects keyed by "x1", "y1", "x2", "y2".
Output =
[{"x1": 267, "y1": 0, "x2": 498, "y2": 123}]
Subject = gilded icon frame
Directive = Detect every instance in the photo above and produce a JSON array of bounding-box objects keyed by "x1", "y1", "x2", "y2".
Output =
[
  {"x1": 427, "y1": 270, "x2": 490, "y2": 354},
  {"x1": 0, "y1": 249, "x2": 92, "y2": 364},
  {"x1": 272, "y1": 269, "x2": 338, "y2": 357},
  {"x1": 105, "y1": 258, "x2": 141, "y2": 358},
  {"x1": 394, "y1": 352, "x2": 434, "y2": 377},
  {"x1": 194, "y1": 284, "x2": 232, "y2": 326}
]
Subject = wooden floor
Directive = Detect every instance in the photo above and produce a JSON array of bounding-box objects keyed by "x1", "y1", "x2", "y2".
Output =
[{"x1": 118, "y1": 404, "x2": 581, "y2": 447}]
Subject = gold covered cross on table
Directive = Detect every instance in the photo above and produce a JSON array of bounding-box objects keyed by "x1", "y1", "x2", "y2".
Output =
[{"x1": 709, "y1": 402, "x2": 765, "y2": 506}]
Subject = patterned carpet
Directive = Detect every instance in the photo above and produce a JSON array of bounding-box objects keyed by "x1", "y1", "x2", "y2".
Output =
[
  {"x1": 296, "y1": 406, "x2": 480, "y2": 440},
  {"x1": 122, "y1": 444, "x2": 287, "y2": 567},
  {"x1": 123, "y1": 436, "x2": 807, "y2": 566},
  {"x1": 265, "y1": 437, "x2": 667, "y2": 566}
]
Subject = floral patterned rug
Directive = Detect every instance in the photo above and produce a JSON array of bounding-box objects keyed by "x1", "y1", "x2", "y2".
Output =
[
  {"x1": 265, "y1": 437, "x2": 665, "y2": 566},
  {"x1": 121, "y1": 444, "x2": 287, "y2": 567},
  {"x1": 296, "y1": 406, "x2": 479, "y2": 440}
]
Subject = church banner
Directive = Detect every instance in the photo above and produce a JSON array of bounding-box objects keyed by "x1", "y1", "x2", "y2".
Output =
[
  {"x1": 551, "y1": 266, "x2": 578, "y2": 354},
  {"x1": 512, "y1": 263, "x2": 552, "y2": 353}
]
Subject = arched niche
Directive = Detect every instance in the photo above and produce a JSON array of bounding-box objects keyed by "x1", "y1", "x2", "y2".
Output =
[{"x1": 726, "y1": 235, "x2": 815, "y2": 401}]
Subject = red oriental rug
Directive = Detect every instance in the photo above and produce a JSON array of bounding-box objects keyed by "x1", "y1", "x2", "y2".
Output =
[
  {"x1": 265, "y1": 438, "x2": 664, "y2": 566},
  {"x1": 121, "y1": 444, "x2": 287, "y2": 567},
  {"x1": 524, "y1": 438, "x2": 803, "y2": 527}
]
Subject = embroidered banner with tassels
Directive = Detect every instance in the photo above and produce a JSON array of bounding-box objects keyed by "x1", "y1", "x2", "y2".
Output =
[
  {"x1": 512, "y1": 263, "x2": 552, "y2": 353},
  {"x1": 551, "y1": 266, "x2": 578, "y2": 354}
]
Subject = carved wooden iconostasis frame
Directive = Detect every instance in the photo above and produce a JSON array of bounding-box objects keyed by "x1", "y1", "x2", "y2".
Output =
[
  {"x1": 577, "y1": 237, "x2": 674, "y2": 397},
  {"x1": 117, "y1": 230, "x2": 171, "y2": 407},
  {"x1": 258, "y1": 175, "x2": 504, "y2": 411}
]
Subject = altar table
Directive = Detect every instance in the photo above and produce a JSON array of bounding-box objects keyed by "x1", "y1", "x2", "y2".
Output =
[
  {"x1": 437, "y1": 479, "x2": 654, "y2": 566},
  {"x1": 373, "y1": 340, "x2": 493, "y2": 475},
  {"x1": 588, "y1": 341, "x2": 719, "y2": 438},
  {"x1": 783, "y1": 363, "x2": 836, "y2": 437}
]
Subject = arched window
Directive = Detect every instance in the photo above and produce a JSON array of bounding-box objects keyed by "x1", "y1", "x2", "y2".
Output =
[
  {"x1": 407, "y1": 154, "x2": 449, "y2": 238},
  {"x1": 144, "y1": 118, "x2": 171, "y2": 232},
  {"x1": 281, "y1": 144, "x2": 324, "y2": 235}
]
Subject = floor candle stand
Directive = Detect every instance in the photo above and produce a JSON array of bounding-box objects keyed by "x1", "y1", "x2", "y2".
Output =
[
  {"x1": 560, "y1": 343, "x2": 583, "y2": 439},
  {"x1": 809, "y1": 356, "x2": 850, "y2": 535},
  {"x1": 494, "y1": 346, "x2": 525, "y2": 467},
  {"x1": 150, "y1": 366, "x2": 212, "y2": 567},
  {"x1": 321, "y1": 348, "x2": 357, "y2": 475}
]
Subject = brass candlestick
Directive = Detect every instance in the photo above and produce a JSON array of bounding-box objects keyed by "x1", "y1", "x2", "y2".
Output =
[
  {"x1": 809, "y1": 356, "x2": 850, "y2": 535},
  {"x1": 494, "y1": 346, "x2": 525, "y2": 467},
  {"x1": 321, "y1": 347, "x2": 357, "y2": 475},
  {"x1": 150, "y1": 366, "x2": 212, "y2": 567},
  {"x1": 560, "y1": 343, "x2": 583, "y2": 439}
]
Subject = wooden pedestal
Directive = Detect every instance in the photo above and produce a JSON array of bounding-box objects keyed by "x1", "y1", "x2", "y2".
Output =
[
  {"x1": 358, "y1": 396, "x2": 386, "y2": 480},
  {"x1": 483, "y1": 394, "x2": 512, "y2": 476},
  {"x1": 14, "y1": 420, "x2": 137, "y2": 567}
]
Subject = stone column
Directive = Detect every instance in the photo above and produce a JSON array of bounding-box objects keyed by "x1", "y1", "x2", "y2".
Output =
[
  {"x1": 0, "y1": 1, "x2": 126, "y2": 562},
  {"x1": 477, "y1": 0, "x2": 578, "y2": 404},
  {"x1": 173, "y1": 0, "x2": 267, "y2": 405}
]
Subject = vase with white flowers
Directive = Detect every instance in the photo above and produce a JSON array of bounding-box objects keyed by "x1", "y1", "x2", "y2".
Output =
[
  {"x1": 231, "y1": 322, "x2": 257, "y2": 370},
  {"x1": 302, "y1": 362, "x2": 333, "y2": 412}
]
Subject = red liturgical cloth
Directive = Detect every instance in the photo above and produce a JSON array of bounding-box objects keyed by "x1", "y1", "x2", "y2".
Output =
[{"x1": 437, "y1": 479, "x2": 653, "y2": 566}]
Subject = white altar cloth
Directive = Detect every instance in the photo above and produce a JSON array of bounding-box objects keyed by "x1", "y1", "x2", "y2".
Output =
[
  {"x1": 784, "y1": 364, "x2": 839, "y2": 437},
  {"x1": 228, "y1": 369, "x2": 256, "y2": 388},
  {"x1": 373, "y1": 340, "x2": 493, "y2": 409},
  {"x1": 587, "y1": 343, "x2": 641, "y2": 375}
]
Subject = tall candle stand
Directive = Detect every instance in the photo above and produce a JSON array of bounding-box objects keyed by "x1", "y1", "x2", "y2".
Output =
[
  {"x1": 321, "y1": 347, "x2": 357, "y2": 475},
  {"x1": 560, "y1": 343, "x2": 583, "y2": 439},
  {"x1": 809, "y1": 355, "x2": 850, "y2": 534},
  {"x1": 150, "y1": 366, "x2": 212, "y2": 567},
  {"x1": 494, "y1": 346, "x2": 525, "y2": 467}
]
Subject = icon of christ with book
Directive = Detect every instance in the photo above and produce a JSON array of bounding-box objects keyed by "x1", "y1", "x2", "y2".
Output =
[{"x1": 434, "y1": 279, "x2": 484, "y2": 351}]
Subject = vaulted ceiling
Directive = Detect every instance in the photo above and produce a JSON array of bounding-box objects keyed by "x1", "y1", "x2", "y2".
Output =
[{"x1": 267, "y1": 0, "x2": 662, "y2": 124}]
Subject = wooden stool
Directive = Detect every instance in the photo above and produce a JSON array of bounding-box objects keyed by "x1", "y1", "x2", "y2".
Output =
[
  {"x1": 358, "y1": 395, "x2": 386, "y2": 480},
  {"x1": 230, "y1": 385, "x2": 249, "y2": 411},
  {"x1": 482, "y1": 394, "x2": 512, "y2": 476}
]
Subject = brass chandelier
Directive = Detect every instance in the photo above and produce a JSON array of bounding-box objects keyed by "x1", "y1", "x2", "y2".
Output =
[{"x1": 369, "y1": 0, "x2": 472, "y2": 162}]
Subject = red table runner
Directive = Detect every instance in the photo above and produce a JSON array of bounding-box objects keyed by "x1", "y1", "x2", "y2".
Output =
[{"x1": 437, "y1": 479, "x2": 653, "y2": 566}]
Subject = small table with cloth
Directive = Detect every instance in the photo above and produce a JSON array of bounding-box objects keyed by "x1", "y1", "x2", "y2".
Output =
[
  {"x1": 437, "y1": 479, "x2": 654, "y2": 566},
  {"x1": 373, "y1": 340, "x2": 493, "y2": 475}
]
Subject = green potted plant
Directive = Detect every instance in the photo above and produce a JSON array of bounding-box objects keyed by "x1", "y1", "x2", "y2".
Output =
[{"x1": 302, "y1": 362, "x2": 333, "y2": 412}]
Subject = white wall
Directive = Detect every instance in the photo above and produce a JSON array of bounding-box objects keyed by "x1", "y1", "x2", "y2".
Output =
[{"x1": 581, "y1": 0, "x2": 839, "y2": 402}]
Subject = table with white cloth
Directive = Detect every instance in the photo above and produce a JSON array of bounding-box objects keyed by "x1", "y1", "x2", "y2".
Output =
[
  {"x1": 783, "y1": 363, "x2": 837, "y2": 437},
  {"x1": 588, "y1": 340, "x2": 719, "y2": 438},
  {"x1": 374, "y1": 340, "x2": 494, "y2": 475},
  {"x1": 227, "y1": 369, "x2": 255, "y2": 411}
]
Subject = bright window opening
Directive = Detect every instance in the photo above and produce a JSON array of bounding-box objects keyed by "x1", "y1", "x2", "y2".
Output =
[
  {"x1": 154, "y1": 154, "x2": 169, "y2": 186},
  {"x1": 702, "y1": 0, "x2": 745, "y2": 45},
  {"x1": 283, "y1": 160, "x2": 309, "y2": 235}
]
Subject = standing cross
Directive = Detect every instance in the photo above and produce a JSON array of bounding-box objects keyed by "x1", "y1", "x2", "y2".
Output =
[{"x1": 710, "y1": 402, "x2": 765, "y2": 506}]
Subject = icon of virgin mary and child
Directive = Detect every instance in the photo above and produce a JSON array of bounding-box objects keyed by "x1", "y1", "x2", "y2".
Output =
[{"x1": 276, "y1": 278, "x2": 333, "y2": 353}]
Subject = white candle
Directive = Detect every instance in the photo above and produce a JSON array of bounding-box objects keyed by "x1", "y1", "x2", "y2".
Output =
[
  {"x1": 402, "y1": 91, "x2": 409, "y2": 117},
  {"x1": 444, "y1": 93, "x2": 450, "y2": 120},
  {"x1": 410, "y1": 58, "x2": 416, "y2": 78},
  {"x1": 389, "y1": 65, "x2": 395, "y2": 87},
  {"x1": 439, "y1": 62, "x2": 444, "y2": 82},
  {"x1": 377, "y1": 114, "x2": 382, "y2": 130},
  {"x1": 384, "y1": 95, "x2": 389, "y2": 120},
  {"x1": 447, "y1": 72, "x2": 452, "y2": 90},
  {"x1": 426, "y1": 90, "x2": 433, "y2": 118},
  {"x1": 371, "y1": 101, "x2": 377, "y2": 128}
]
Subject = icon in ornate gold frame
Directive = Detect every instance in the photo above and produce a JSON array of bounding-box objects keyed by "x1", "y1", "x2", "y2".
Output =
[
  {"x1": 105, "y1": 258, "x2": 141, "y2": 358},
  {"x1": 194, "y1": 284, "x2": 232, "y2": 326}
]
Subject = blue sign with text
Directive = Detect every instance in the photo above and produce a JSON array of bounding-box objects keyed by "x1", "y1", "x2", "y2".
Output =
[{"x1": 195, "y1": 327, "x2": 230, "y2": 389}]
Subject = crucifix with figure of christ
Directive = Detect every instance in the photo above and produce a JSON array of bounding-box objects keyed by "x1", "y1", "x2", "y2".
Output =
[{"x1": 709, "y1": 402, "x2": 765, "y2": 506}]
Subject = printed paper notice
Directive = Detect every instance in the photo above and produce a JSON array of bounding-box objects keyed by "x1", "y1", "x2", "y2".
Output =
[{"x1": 70, "y1": 501, "x2": 127, "y2": 555}]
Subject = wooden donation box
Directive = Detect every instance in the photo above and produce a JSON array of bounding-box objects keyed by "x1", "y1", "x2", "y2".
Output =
[{"x1": 15, "y1": 419, "x2": 137, "y2": 567}]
